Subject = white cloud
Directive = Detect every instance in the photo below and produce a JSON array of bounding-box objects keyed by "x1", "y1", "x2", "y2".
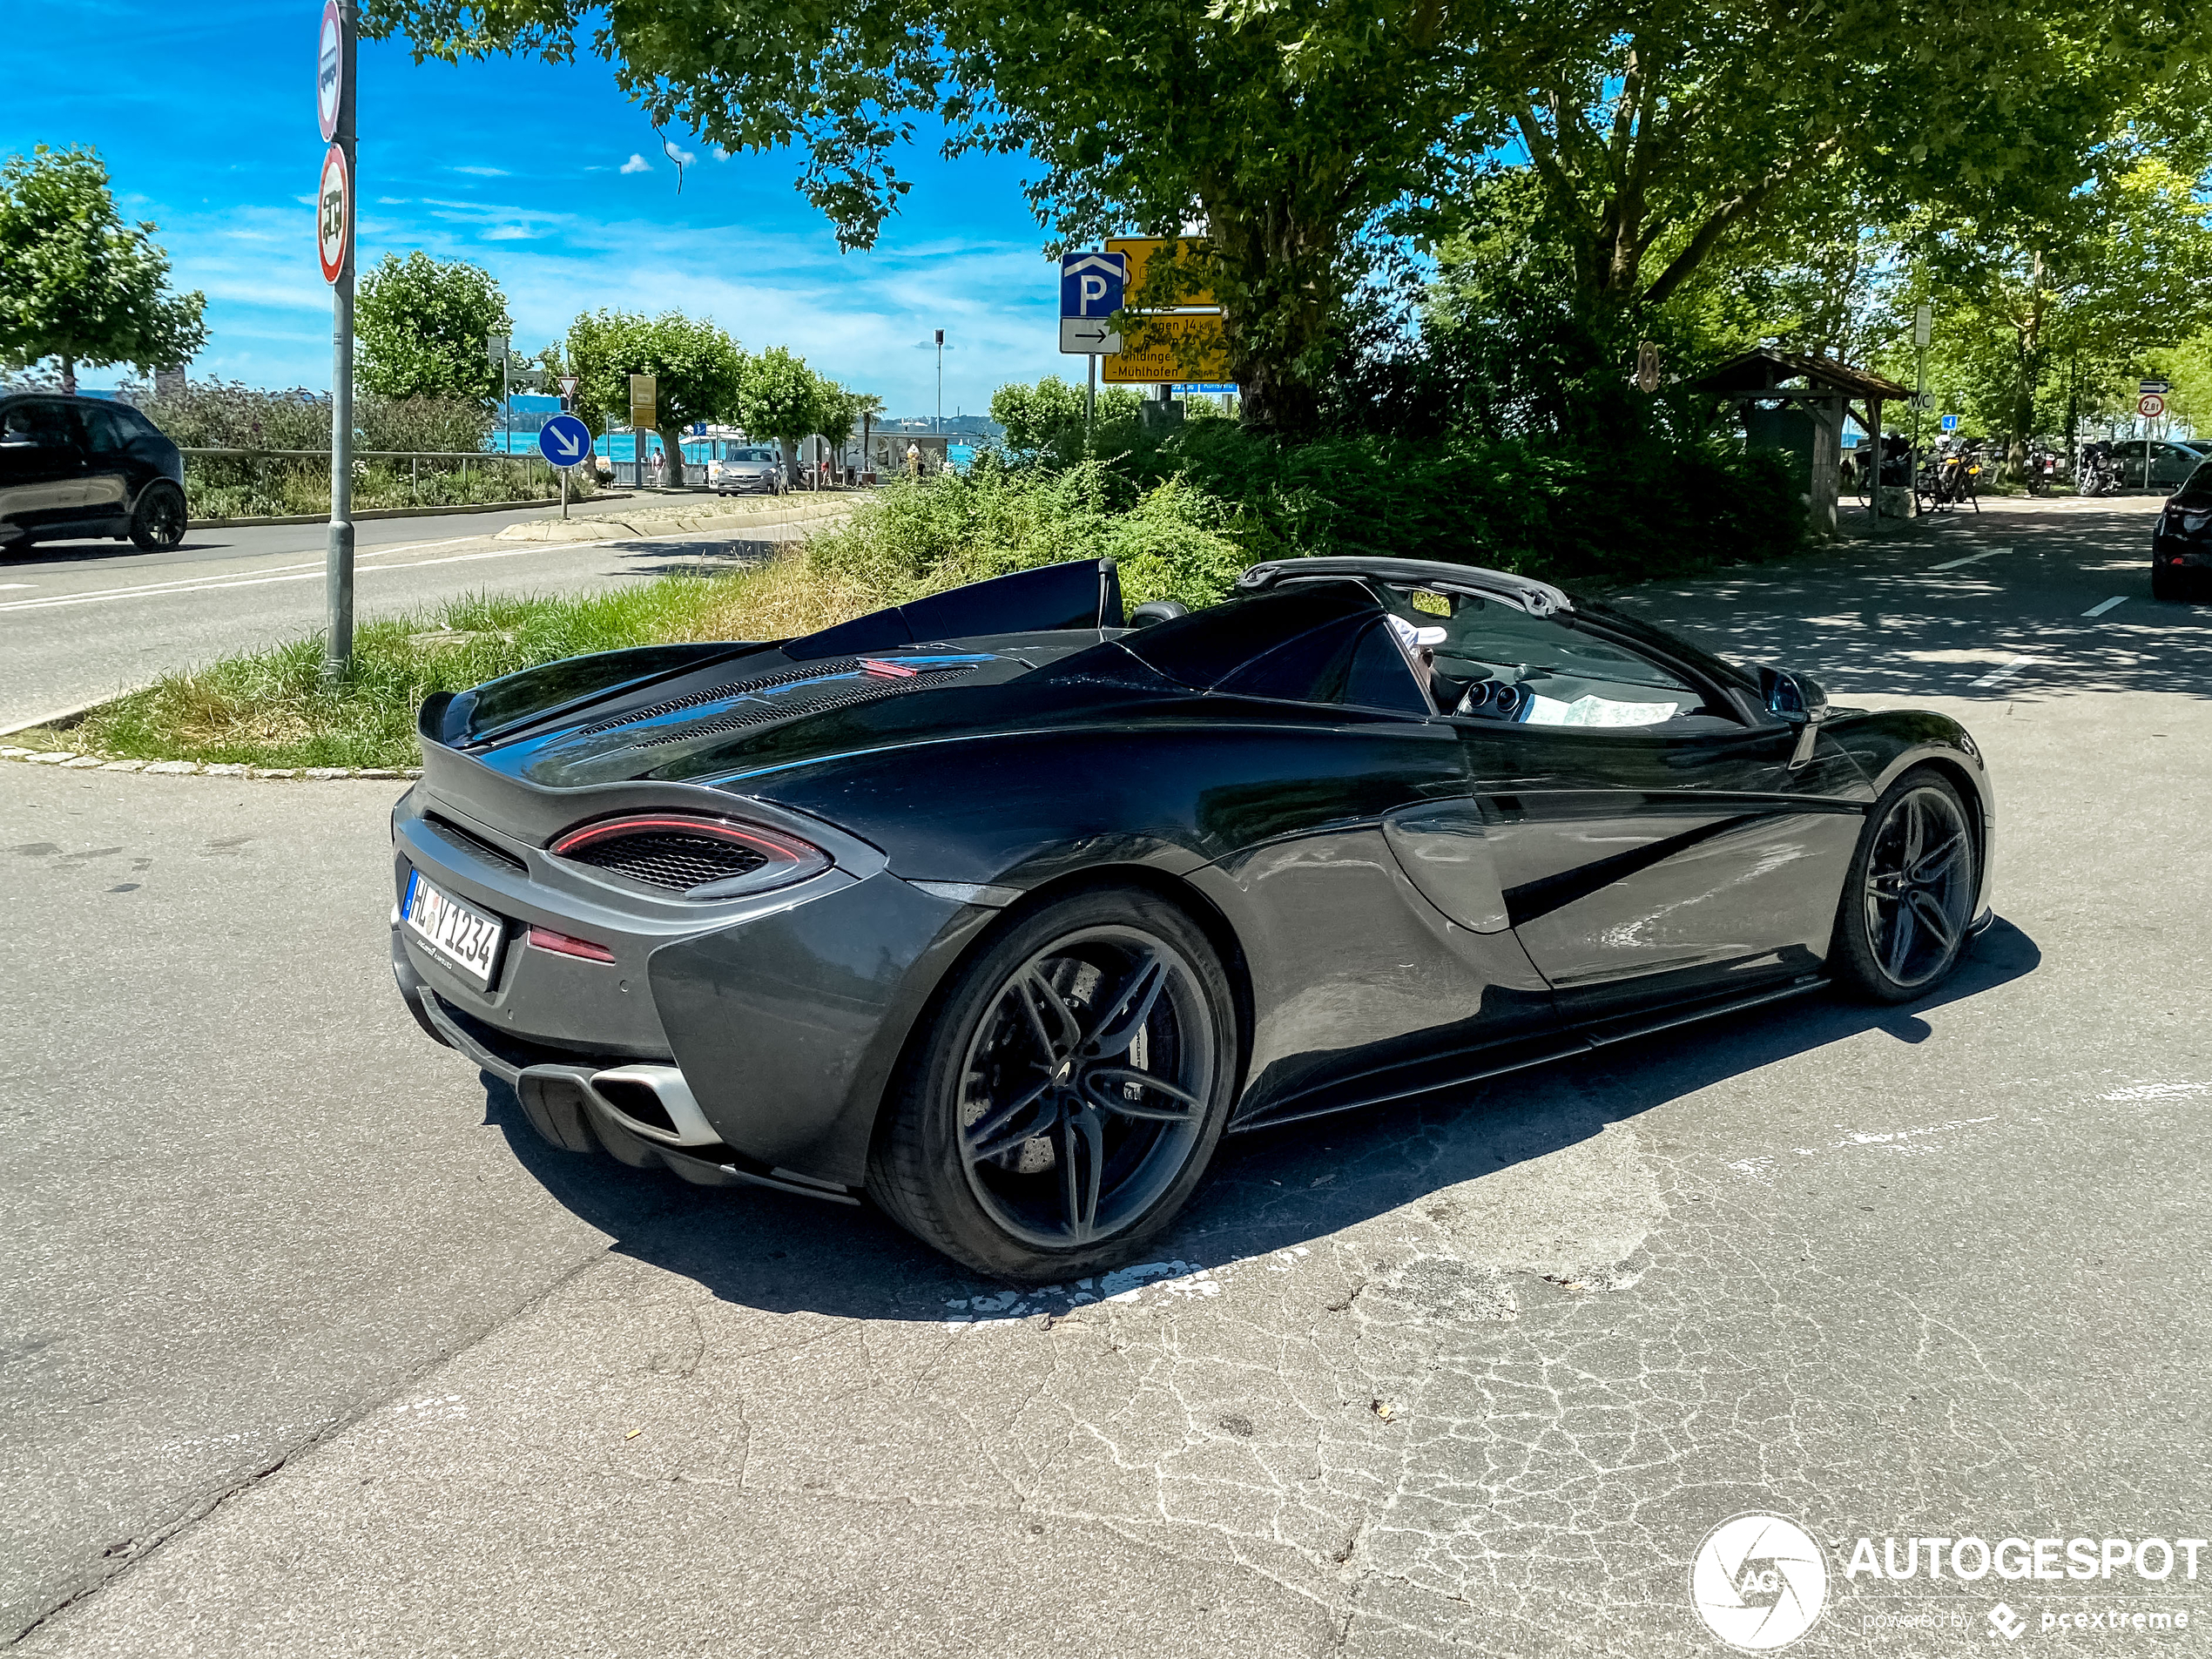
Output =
[
  {"x1": 454, "y1": 165, "x2": 510, "y2": 177},
  {"x1": 619, "y1": 153, "x2": 652, "y2": 174},
  {"x1": 663, "y1": 144, "x2": 697, "y2": 167},
  {"x1": 711, "y1": 145, "x2": 732, "y2": 162}
]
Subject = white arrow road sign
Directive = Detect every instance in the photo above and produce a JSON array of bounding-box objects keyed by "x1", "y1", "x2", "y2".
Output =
[{"x1": 1060, "y1": 318, "x2": 1121, "y2": 355}]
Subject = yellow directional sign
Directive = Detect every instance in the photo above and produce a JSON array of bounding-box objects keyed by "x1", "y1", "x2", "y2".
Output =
[
  {"x1": 1102, "y1": 313, "x2": 1231, "y2": 384},
  {"x1": 1106, "y1": 237, "x2": 1215, "y2": 309}
]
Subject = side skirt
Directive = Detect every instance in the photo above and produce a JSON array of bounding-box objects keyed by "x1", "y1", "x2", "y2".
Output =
[{"x1": 1227, "y1": 974, "x2": 1829, "y2": 1136}]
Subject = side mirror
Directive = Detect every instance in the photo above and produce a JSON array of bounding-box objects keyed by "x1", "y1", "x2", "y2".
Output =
[
  {"x1": 1760, "y1": 667, "x2": 1831, "y2": 768},
  {"x1": 1126, "y1": 599, "x2": 1190, "y2": 630}
]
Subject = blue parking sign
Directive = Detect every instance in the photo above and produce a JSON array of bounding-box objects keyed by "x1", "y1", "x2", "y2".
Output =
[{"x1": 1060, "y1": 252, "x2": 1126, "y2": 318}]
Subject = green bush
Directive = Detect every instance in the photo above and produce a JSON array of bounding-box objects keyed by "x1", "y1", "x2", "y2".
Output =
[{"x1": 814, "y1": 420, "x2": 1803, "y2": 613}]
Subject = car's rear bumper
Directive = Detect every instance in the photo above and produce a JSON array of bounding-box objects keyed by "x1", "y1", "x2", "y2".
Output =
[{"x1": 389, "y1": 759, "x2": 997, "y2": 1189}]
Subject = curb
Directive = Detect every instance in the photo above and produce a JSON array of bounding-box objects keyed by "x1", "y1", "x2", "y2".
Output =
[{"x1": 0, "y1": 745, "x2": 421, "y2": 781}]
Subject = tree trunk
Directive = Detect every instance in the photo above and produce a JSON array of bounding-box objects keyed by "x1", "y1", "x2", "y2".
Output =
[
  {"x1": 61, "y1": 353, "x2": 76, "y2": 397},
  {"x1": 779, "y1": 436, "x2": 799, "y2": 483},
  {"x1": 658, "y1": 422, "x2": 690, "y2": 488}
]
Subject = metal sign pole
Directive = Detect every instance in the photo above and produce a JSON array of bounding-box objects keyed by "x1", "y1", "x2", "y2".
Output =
[
  {"x1": 322, "y1": 0, "x2": 357, "y2": 683},
  {"x1": 1087, "y1": 353, "x2": 1096, "y2": 428}
]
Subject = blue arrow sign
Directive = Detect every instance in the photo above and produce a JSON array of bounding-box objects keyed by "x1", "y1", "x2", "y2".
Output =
[
  {"x1": 538, "y1": 411, "x2": 594, "y2": 468},
  {"x1": 1061, "y1": 251, "x2": 1126, "y2": 318},
  {"x1": 1939, "y1": 414, "x2": 1960, "y2": 433}
]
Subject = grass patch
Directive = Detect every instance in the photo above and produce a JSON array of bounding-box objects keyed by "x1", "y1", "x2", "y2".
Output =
[{"x1": 37, "y1": 553, "x2": 883, "y2": 771}]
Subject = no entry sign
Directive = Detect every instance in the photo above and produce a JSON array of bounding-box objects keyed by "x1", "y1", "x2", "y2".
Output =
[{"x1": 317, "y1": 143, "x2": 351, "y2": 284}]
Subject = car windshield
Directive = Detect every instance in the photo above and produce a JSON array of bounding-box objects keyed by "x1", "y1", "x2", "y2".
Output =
[{"x1": 730, "y1": 448, "x2": 777, "y2": 462}]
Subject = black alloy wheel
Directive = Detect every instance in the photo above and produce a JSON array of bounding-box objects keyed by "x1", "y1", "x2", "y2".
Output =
[
  {"x1": 129, "y1": 482, "x2": 186, "y2": 551},
  {"x1": 1831, "y1": 770, "x2": 1979, "y2": 1003},
  {"x1": 870, "y1": 887, "x2": 1238, "y2": 1281}
]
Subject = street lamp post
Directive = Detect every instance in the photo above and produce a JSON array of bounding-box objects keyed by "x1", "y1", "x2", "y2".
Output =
[{"x1": 935, "y1": 328, "x2": 944, "y2": 434}]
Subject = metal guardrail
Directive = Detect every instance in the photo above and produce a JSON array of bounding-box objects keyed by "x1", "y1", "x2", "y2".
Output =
[{"x1": 177, "y1": 446, "x2": 566, "y2": 509}]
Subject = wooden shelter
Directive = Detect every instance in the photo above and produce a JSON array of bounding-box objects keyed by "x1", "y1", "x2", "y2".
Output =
[{"x1": 1687, "y1": 350, "x2": 1914, "y2": 537}]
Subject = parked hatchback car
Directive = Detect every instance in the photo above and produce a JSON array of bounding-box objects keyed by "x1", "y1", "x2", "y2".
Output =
[
  {"x1": 0, "y1": 394, "x2": 186, "y2": 552},
  {"x1": 709, "y1": 446, "x2": 785, "y2": 496}
]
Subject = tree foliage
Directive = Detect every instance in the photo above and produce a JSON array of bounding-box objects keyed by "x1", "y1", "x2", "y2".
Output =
[
  {"x1": 566, "y1": 308, "x2": 745, "y2": 475},
  {"x1": 0, "y1": 145, "x2": 206, "y2": 392},
  {"x1": 738, "y1": 345, "x2": 825, "y2": 474},
  {"x1": 361, "y1": 0, "x2": 1505, "y2": 433},
  {"x1": 356, "y1": 251, "x2": 511, "y2": 402}
]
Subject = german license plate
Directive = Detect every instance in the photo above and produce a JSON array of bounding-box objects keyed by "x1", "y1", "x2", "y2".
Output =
[{"x1": 401, "y1": 867, "x2": 504, "y2": 988}]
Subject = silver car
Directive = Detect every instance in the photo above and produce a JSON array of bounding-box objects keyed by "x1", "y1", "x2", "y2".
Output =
[{"x1": 711, "y1": 446, "x2": 785, "y2": 496}]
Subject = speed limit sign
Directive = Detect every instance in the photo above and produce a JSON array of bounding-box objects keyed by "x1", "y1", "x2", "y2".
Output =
[{"x1": 2140, "y1": 392, "x2": 2167, "y2": 420}]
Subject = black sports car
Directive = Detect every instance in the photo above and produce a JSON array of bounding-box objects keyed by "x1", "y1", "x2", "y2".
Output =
[{"x1": 391, "y1": 555, "x2": 1995, "y2": 1280}]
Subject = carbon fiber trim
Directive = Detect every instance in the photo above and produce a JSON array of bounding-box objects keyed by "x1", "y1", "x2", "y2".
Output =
[{"x1": 574, "y1": 658, "x2": 865, "y2": 736}]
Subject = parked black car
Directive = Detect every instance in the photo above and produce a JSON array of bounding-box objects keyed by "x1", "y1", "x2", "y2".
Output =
[
  {"x1": 390, "y1": 555, "x2": 1995, "y2": 1281},
  {"x1": 2152, "y1": 461, "x2": 2212, "y2": 600},
  {"x1": 0, "y1": 394, "x2": 186, "y2": 553}
]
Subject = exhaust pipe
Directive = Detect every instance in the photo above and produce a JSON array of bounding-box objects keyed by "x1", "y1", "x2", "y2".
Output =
[{"x1": 515, "y1": 1062, "x2": 720, "y2": 1152}]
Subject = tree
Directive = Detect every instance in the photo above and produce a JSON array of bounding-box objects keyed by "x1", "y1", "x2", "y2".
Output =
[
  {"x1": 1473, "y1": 0, "x2": 2201, "y2": 321},
  {"x1": 813, "y1": 382, "x2": 880, "y2": 481},
  {"x1": 356, "y1": 252, "x2": 511, "y2": 402},
  {"x1": 1882, "y1": 150, "x2": 2212, "y2": 465},
  {"x1": 738, "y1": 347, "x2": 826, "y2": 478},
  {"x1": 364, "y1": 0, "x2": 2208, "y2": 435},
  {"x1": 566, "y1": 309, "x2": 745, "y2": 482},
  {"x1": 362, "y1": 0, "x2": 1506, "y2": 435},
  {"x1": 0, "y1": 145, "x2": 206, "y2": 395}
]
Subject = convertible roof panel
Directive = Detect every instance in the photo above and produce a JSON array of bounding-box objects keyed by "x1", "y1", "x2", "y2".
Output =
[
  {"x1": 786, "y1": 558, "x2": 1123, "y2": 661},
  {"x1": 1117, "y1": 578, "x2": 1382, "y2": 690}
]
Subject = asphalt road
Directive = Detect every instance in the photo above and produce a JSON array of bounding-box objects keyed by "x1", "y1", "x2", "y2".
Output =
[
  {"x1": 6, "y1": 496, "x2": 2208, "y2": 1658},
  {"x1": 0, "y1": 493, "x2": 824, "y2": 729}
]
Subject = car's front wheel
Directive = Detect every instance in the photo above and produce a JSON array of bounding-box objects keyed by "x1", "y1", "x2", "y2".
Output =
[
  {"x1": 869, "y1": 887, "x2": 1240, "y2": 1282},
  {"x1": 128, "y1": 482, "x2": 186, "y2": 550},
  {"x1": 1830, "y1": 769, "x2": 1980, "y2": 1003}
]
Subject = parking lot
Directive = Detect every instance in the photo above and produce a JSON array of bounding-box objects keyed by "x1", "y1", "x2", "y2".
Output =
[{"x1": 6, "y1": 495, "x2": 2209, "y2": 1657}]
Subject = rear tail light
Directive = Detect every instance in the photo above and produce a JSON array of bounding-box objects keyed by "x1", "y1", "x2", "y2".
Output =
[
  {"x1": 549, "y1": 813, "x2": 830, "y2": 899},
  {"x1": 528, "y1": 925, "x2": 617, "y2": 962}
]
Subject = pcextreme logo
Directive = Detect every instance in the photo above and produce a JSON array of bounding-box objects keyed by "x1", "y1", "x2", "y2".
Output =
[{"x1": 1690, "y1": 1513, "x2": 1830, "y2": 1651}]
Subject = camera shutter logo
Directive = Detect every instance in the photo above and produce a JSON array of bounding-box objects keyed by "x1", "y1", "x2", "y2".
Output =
[{"x1": 1689, "y1": 1513, "x2": 1829, "y2": 1651}]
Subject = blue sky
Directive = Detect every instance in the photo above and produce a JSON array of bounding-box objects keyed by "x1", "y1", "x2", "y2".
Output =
[{"x1": 3, "y1": 0, "x2": 1073, "y2": 415}]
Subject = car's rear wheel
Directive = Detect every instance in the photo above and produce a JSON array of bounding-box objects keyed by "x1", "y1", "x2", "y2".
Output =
[
  {"x1": 1830, "y1": 769, "x2": 1979, "y2": 1003},
  {"x1": 129, "y1": 482, "x2": 186, "y2": 550},
  {"x1": 869, "y1": 887, "x2": 1239, "y2": 1282}
]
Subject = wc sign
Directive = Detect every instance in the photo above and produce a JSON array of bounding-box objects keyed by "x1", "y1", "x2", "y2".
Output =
[{"x1": 1061, "y1": 252, "x2": 1127, "y2": 318}]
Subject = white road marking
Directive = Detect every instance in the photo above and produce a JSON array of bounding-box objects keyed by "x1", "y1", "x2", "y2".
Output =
[
  {"x1": 2082, "y1": 595, "x2": 2128, "y2": 617},
  {"x1": 1928, "y1": 547, "x2": 2012, "y2": 570},
  {"x1": 0, "y1": 536, "x2": 620, "y2": 614},
  {"x1": 1969, "y1": 656, "x2": 2034, "y2": 688},
  {"x1": 0, "y1": 583, "x2": 33, "y2": 590}
]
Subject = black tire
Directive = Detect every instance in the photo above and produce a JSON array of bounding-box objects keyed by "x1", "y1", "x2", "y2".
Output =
[
  {"x1": 128, "y1": 482, "x2": 186, "y2": 551},
  {"x1": 1830, "y1": 768, "x2": 1980, "y2": 1004},
  {"x1": 868, "y1": 886, "x2": 1240, "y2": 1282}
]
